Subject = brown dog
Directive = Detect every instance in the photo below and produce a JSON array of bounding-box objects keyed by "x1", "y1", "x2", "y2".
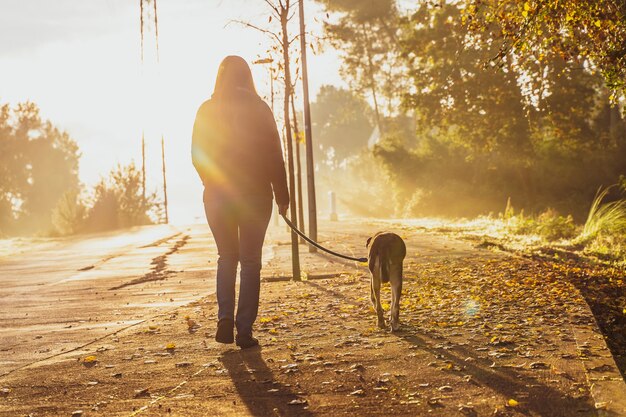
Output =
[{"x1": 366, "y1": 232, "x2": 406, "y2": 332}]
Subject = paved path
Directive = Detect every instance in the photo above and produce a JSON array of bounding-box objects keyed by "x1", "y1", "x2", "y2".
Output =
[
  {"x1": 0, "y1": 224, "x2": 216, "y2": 375},
  {"x1": 0, "y1": 219, "x2": 624, "y2": 416}
]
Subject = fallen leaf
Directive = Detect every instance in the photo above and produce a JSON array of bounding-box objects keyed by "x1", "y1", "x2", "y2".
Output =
[
  {"x1": 288, "y1": 398, "x2": 308, "y2": 405},
  {"x1": 176, "y1": 362, "x2": 193, "y2": 368},
  {"x1": 134, "y1": 388, "x2": 150, "y2": 398},
  {"x1": 507, "y1": 399, "x2": 519, "y2": 407},
  {"x1": 529, "y1": 361, "x2": 549, "y2": 369}
]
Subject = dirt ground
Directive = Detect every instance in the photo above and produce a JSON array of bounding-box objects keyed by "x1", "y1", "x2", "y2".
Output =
[{"x1": 1, "y1": 219, "x2": 625, "y2": 416}]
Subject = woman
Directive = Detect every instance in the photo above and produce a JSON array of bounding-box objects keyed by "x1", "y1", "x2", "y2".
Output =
[{"x1": 192, "y1": 55, "x2": 289, "y2": 348}]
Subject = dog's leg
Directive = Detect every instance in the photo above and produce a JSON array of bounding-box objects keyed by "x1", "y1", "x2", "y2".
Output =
[
  {"x1": 370, "y1": 258, "x2": 385, "y2": 329},
  {"x1": 389, "y1": 263, "x2": 402, "y2": 332}
]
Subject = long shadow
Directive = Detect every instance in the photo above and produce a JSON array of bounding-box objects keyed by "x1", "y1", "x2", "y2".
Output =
[
  {"x1": 303, "y1": 279, "x2": 363, "y2": 307},
  {"x1": 303, "y1": 279, "x2": 604, "y2": 417},
  {"x1": 396, "y1": 326, "x2": 606, "y2": 417},
  {"x1": 220, "y1": 347, "x2": 314, "y2": 417}
]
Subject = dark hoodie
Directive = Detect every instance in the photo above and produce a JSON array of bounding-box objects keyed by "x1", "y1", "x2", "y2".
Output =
[{"x1": 192, "y1": 88, "x2": 289, "y2": 205}]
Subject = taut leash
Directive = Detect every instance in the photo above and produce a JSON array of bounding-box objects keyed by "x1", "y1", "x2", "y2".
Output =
[{"x1": 281, "y1": 214, "x2": 367, "y2": 263}]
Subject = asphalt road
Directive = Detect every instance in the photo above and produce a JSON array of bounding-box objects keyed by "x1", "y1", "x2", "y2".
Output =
[{"x1": 0, "y1": 224, "x2": 218, "y2": 376}]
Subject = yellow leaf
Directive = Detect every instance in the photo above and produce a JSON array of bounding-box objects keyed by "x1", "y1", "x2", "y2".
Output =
[
  {"x1": 508, "y1": 399, "x2": 519, "y2": 407},
  {"x1": 259, "y1": 317, "x2": 272, "y2": 324},
  {"x1": 83, "y1": 355, "x2": 98, "y2": 363},
  {"x1": 268, "y1": 328, "x2": 278, "y2": 335},
  {"x1": 595, "y1": 19, "x2": 601, "y2": 28},
  {"x1": 165, "y1": 342, "x2": 176, "y2": 350},
  {"x1": 524, "y1": 2, "x2": 531, "y2": 11}
]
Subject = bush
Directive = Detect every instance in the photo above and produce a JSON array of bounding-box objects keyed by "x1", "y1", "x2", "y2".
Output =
[
  {"x1": 84, "y1": 163, "x2": 157, "y2": 232},
  {"x1": 502, "y1": 199, "x2": 578, "y2": 241},
  {"x1": 51, "y1": 189, "x2": 87, "y2": 236},
  {"x1": 534, "y1": 209, "x2": 577, "y2": 241}
]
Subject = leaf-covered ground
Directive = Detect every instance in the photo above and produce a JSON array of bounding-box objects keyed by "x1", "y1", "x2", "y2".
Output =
[{"x1": 1, "y1": 222, "x2": 623, "y2": 416}]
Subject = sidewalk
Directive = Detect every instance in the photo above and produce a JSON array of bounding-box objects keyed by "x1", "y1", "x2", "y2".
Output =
[{"x1": 1, "y1": 219, "x2": 625, "y2": 416}]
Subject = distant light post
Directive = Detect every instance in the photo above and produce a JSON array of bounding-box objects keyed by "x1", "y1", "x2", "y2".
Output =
[{"x1": 252, "y1": 57, "x2": 275, "y2": 113}]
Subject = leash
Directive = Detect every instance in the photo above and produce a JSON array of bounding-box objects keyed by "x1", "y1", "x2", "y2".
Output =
[{"x1": 281, "y1": 214, "x2": 367, "y2": 263}]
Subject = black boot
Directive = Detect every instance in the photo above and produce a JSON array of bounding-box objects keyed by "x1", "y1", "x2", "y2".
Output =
[
  {"x1": 235, "y1": 334, "x2": 259, "y2": 349},
  {"x1": 215, "y1": 318, "x2": 234, "y2": 344}
]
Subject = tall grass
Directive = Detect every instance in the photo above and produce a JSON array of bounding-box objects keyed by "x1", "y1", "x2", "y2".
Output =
[{"x1": 579, "y1": 187, "x2": 626, "y2": 241}]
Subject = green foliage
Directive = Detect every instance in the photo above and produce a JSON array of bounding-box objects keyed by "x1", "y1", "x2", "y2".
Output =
[
  {"x1": 315, "y1": 0, "x2": 404, "y2": 126},
  {"x1": 0, "y1": 100, "x2": 159, "y2": 236},
  {"x1": 313, "y1": 1, "x2": 626, "y2": 221},
  {"x1": 0, "y1": 102, "x2": 80, "y2": 235},
  {"x1": 311, "y1": 85, "x2": 374, "y2": 164},
  {"x1": 462, "y1": 0, "x2": 626, "y2": 101},
  {"x1": 51, "y1": 189, "x2": 87, "y2": 236},
  {"x1": 500, "y1": 200, "x2": 578, "y2": 241},
  {"x1": 84, "y1": 163, "x2": 156, "y2": 232}
]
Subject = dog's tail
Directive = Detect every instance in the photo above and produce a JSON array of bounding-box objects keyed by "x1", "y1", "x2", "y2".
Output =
[
  {"x1": 381, "y1": 247, "x2": 390, "y2": 284},
  {"x1": 369, "y1": 237, "x2": 390, "y2": 284}
]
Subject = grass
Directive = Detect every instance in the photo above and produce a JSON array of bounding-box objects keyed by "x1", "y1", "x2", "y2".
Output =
[
  {"x1": 579, "y1": 186, "x2": 626, "y2": 242},
  {"x1": 376, "y1": 186, "x2": 626, "y2": 266}
]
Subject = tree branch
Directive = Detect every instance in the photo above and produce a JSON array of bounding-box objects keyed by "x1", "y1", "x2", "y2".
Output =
[
  {"x1": 263, "y1": 0, "x2": 280, "y2": 17},
  {"x1": 227, "y1": 19, "x2": 282, "y2": 44}
]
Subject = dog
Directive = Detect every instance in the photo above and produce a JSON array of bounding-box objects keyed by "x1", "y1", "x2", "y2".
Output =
[{"x1": 366, "y1": 232, "x2": 406, "y2": 332}]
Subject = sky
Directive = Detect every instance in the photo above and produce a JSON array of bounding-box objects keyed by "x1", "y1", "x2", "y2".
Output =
[{"x1": 0, "y1": 0, "x2": 343, "y2": 224}]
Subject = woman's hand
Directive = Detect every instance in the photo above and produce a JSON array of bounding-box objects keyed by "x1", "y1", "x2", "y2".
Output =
[{"x1": 278, "y1": 204, "x2": 289, "y2": 216}]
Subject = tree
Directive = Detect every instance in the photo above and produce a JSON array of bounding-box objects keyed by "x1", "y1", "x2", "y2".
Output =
[
  {"x1": 311, "y1": 85, "x2": 373, "y2": 164},
  {"x1": 236, "y1": 0, "x2": 302, "y2": 279},
  {"x1": 462, "y1": 0, "x2": 626, "y2": 101},
  {"x1": 0, "y1": 102, "x2": 80, "y2": 235},
  {"x1": 315, "y1": 0, "x2": 404, "y2": 132},
  {"x1": 380, "y1": 2, "x2": 625, "y2": 217},
  {"x1": 84, "y1": 162, "x2": 156, "y2": 232},
  {"x1": 397, "y1": 4, "x2": 533, "y2": 203}
]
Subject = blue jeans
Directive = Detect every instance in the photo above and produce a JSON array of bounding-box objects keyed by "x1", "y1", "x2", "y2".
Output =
[{"x1": 203, "y1": 188, "x2": 272, "y2": 336}]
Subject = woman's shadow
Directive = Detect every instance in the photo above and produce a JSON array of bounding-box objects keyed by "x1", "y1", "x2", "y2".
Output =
[{"x1": 220, "y1": 347, "x2": 314, "y2": 417}]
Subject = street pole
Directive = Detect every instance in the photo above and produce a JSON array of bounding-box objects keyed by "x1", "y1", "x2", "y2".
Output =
[
  {"x1": 280, "y1": 3, "x2": 301, "y2": 281},
  {"x1": 141, "y1": 131, "x2": 146, "y2": 203},
  {"x1": 161, "y1": 134, "x2": 169, "y2": 224},
  {"x1": 298, "y1": 0, "x2": 318, "y2": 252}
]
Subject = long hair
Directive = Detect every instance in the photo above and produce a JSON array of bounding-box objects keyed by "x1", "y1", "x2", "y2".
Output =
[{"x1": 213, "y1": 55, "x2": 258, "y2": 98}]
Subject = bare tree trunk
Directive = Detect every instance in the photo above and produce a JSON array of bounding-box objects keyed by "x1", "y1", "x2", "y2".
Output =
[
  {"x1": 290, "y1": 93, "x2": 306, "y2": 242},
  {"x1": 280, "y1": 1, "x2": 301, "y2": 281}
]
